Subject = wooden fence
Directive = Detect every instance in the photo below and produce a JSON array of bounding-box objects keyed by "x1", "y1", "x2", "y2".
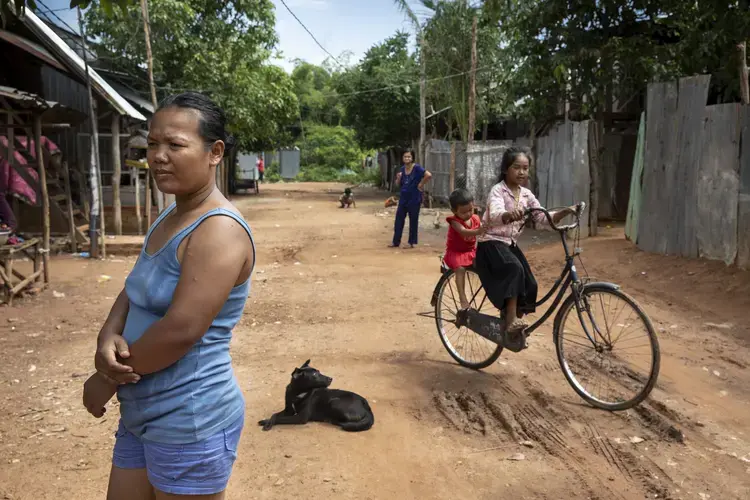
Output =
[
  {"x1": 536, "y1": 121, "x2": 592, "y2": 236},
  {"x1": 628, "y1": 75, "x2": 750, "y2": 268}
]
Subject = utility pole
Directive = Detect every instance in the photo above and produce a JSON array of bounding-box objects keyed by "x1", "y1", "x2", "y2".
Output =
[
  {"x1": 77, "y1": 7, "x2": 105, "y2": 258},
  {"x1": 467, "y1": 15, "x2": 478, "y2": 144},
  {"x1": 140, "y1": 0, "x2": 168, "y2": 211}
]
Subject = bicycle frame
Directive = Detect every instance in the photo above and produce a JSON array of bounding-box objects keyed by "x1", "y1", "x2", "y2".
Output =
[{"x1": 428, "y1": 202, "x2": 611, "y2": 350}]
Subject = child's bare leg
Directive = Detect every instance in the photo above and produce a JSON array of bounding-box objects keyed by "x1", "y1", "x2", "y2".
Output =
[
  {"x1": 504, "y1": 297, "x2": 527, "y2": 332},
  {"x1": 455, "y1": 267, "x2": 469, "y2": 309}
]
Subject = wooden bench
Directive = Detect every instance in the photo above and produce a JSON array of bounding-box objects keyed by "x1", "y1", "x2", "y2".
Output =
[{"x1": 0, "y1": 237, "x2": 45, "y2": 306}]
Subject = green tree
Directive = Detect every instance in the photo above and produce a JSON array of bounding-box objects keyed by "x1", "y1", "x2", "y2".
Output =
[
  {"x1": 84, "y1": 0, "x2": 298, "y2": 151},
  {"x1": 336, "y1": 32, "x2": 420, "y2": 150},
  {"x1": 419, "y1": 0, "x2": 504, "y2": 141},
  {"x1": 485, "y1": 0, "x2": 750, "y2": 122},
  {"x1": 290, "y1": 61, "x2": 343, "y2": 126}
]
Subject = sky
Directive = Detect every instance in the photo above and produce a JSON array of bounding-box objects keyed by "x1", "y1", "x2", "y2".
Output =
[{"x1": 40, "y1": 0, "x2": 425, "y2": 73}]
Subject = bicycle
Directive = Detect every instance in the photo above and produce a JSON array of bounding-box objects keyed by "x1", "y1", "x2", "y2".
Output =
[{"x1": 425, "y1": 203, "x2": 660, "y2": 411}]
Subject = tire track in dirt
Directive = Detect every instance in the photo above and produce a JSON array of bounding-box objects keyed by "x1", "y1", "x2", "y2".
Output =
[{"x1": 431, "y1": 374, "x2": 683, "y2": 499}]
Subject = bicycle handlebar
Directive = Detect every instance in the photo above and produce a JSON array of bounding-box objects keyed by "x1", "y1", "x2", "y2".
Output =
[{"x1": 524, "y1": 202, "x2": 587, "y2": 232}]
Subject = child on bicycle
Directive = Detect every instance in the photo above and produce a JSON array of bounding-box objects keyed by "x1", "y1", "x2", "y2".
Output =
[
  {"x1": 475, "y1": 147, "x2": 577, "y2": 336},
  {"x1": 444, "y1": 188, "x2": 486, "y2": 310}
]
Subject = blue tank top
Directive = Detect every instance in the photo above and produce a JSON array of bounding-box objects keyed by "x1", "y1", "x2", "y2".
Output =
[{"x1": 117, "y1": 204, "x2": 254, "y2": 444}]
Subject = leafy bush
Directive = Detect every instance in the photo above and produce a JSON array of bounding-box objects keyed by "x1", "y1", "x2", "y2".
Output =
[
  {"x1": 264, "y1": 161, "x2": 282, "y2": 183},
  {"x1": 294, "y1": 124, "x2": 369, "y2": 182}
]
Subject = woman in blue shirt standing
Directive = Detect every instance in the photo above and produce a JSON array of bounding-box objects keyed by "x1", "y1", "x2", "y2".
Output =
[
  {"x1": 390, "y1": 150, "x2": 432, "y2": 248},
  {"x1": 82, "y1": 92, "x2": 255, "y2": 499}
]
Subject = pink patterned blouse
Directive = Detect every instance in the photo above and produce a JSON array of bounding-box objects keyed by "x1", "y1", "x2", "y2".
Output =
[{"x1": 478, "y1": 181, "x2": 551, "y2": 246}]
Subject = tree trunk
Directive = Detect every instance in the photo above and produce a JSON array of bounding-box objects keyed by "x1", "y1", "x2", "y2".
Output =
[
  {"x1": 140, "y1": 0, "x2": 169, "y2": 211},
  {"x1": 739, "y1": 42, "x2": 749, "y2": 105},
  {"x1": 77, "y1": 8, "x2": 103, "y2": 258},
  {"x1": 467, "y1": 15, "x2": 478, "y2": 144},
  {"x1": 112, "y1": 114, "x2": 122, "y2": 235},
  {"x1": 419, "y1": 35, "x2": 426, "y2": 167}
]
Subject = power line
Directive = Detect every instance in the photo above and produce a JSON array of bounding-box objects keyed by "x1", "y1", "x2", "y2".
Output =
[
  {"x1": 277, "y1": 0, "x2": 345, "y2": 68},
  {"x1": 328, "y1": 65, "x2": 494, "y2": 98}
]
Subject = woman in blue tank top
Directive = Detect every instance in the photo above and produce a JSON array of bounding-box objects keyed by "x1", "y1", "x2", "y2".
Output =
[{"x1": 82, "y1": 92, "x2": 255, "y2": 499}]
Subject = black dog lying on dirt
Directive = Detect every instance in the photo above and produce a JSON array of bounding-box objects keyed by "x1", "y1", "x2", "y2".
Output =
[{"x1": 258, "y1": 360, "x2": 374, "y2": 432}]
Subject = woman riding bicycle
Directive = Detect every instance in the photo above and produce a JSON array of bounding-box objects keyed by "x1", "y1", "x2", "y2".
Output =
[{"x1": 475, "y1": 147, "x2": 576, "y2": 336}]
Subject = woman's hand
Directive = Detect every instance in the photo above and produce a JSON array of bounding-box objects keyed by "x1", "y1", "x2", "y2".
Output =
[
  {"x1": 95, "y1": 332, "x2": 140, "y2": 385},
  {"x1": 83, "y1": 372, "x2": 118, "y2": 418}
]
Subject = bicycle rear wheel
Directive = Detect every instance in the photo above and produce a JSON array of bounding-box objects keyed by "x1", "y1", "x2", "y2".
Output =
[
  {"x1": 435, "y1": 268, "x2": 503, "y2": 369},
  {"x1": 555, "y1": 285, "x2": 660, "y2": 411}
]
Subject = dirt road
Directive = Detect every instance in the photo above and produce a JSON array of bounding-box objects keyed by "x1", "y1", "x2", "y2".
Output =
[{"x1": 2, "y1": 183, "x2": 750, "y2": 499}]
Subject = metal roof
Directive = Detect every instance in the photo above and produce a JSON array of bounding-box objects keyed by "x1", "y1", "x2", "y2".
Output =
[
  {"x1": 0, "y1": 85, "x2": 88, "y2": 125},
  {"x1": 17, "y1": 9, "x2": 146, "y2": 122},
  {"x1": 0, "y1": 28, "x2": 67, "y2": 72}
]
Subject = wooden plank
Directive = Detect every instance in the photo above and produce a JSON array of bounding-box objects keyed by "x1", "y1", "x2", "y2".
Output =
[
  {"x1": 673, "y1": 75, "x2": 711, "y2": 257},
  {"x1": 736, "y1": 106, "x2": 750, "y2": 269},
  {"x1": 638, "y1": 81, "x2": 678, "y2": 254},
  {"x1": 696, "y1": 104, "x2": 741, "y2": 264},
  {"x1": 10, "y1": 268, "x2": 43, "y2": 295},
  {"x1": 535, "y1": 133, "x2": 551, "y2": 207},
  {"x1": 625, "y1": 113, "x2": 646, "y2": 241},
  {"x1": 4, "y1": 252, "x2": 12, "y2": 305},
  {"x1": 0, "y1": 265, "x2": 10, "y2": 304},
  {"x1": 572, "y1": 120, "x2": 591, "y2": 237}
]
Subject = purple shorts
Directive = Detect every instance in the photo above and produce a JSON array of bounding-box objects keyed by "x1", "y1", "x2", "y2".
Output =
[{"x1": 112, "y1": 413, "x2": 244, "y2": 495}]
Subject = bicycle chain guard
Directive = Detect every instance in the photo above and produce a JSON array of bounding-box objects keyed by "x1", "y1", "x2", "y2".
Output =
[{"x1": 456, "y1": 309, "x2": 529, "y2": 353}]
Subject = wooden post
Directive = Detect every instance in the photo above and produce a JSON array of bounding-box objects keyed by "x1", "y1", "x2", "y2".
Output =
[
  {"x1": 112, "y1": 114, "x2": 122, "y2": 235},
  {"x1": 33, "y1": 116, "x2": 50, "y2": 283},
  {"x1": 589, "y1": 119, "x2": 602, "y2": 237},
  {"x1": 449, "y1": 142, "x2": 456, "y2": 192},
  {"x1": 145, "y1": 168, "x2": 152, "y2": 229},
  {"x1": 153, "y1": 176, "x2": 163, "y2": 213},
  {"x1": 467, "y1": 15, "x2": 478, "y2": 144},
  {"x1": 62, "y1": 161, "x2": 77, "y2": 253},
  {"x1": 133, "y1": 167, "x2": 142, "y2": 235},
  {"x1": 96, "y1": 103, "x2": 107, "y2": 259},
  {"x1": 739, "y1": 42, "x2": 749, "y2": 105}
]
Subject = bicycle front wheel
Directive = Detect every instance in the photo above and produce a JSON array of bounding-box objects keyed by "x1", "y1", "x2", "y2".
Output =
[
  {"x1": 555, "y1": 285, "x2": 660, "y2": 411},
  {"x1": 435, "y1": 268, "x2": 504, "y2": 370}
]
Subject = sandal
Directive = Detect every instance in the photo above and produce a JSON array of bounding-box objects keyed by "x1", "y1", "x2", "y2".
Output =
[{"x1": 506, "y1": 318, "x2": 528, "y2": 335}]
